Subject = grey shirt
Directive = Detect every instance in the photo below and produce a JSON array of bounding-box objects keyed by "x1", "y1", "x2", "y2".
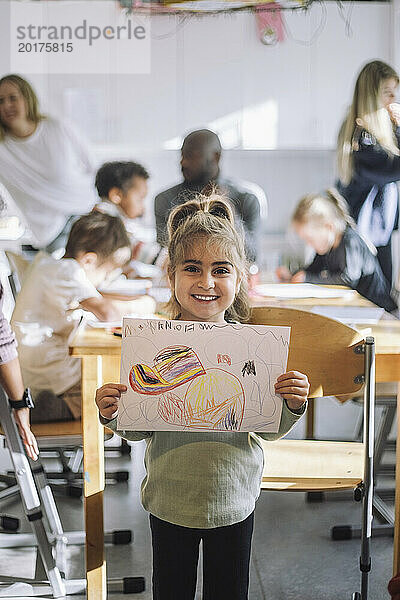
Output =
[
  {"x1": 100, "y1": 400, "x2": 306, "y2": 529},
  {"x1": 154, "y1": 176, "x2": 262, "y2": 263}
]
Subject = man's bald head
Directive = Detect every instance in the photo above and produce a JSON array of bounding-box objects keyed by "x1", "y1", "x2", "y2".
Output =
[
  {"x1": 183, "y1": 129, "x2": 222, "y2": 154},
  {"x1": 180, "y1": 129, "x2": 222, "y2": 185}
]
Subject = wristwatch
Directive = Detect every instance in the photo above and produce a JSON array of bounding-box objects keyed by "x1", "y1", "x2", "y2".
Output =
[{"x1": 9, "y1": 388, "x2": 34, "y2": 410}]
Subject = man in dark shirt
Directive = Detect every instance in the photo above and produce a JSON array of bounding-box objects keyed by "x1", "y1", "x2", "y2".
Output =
[{"x1": 154, "y1": 130, "x2": 265, "y2": 264}]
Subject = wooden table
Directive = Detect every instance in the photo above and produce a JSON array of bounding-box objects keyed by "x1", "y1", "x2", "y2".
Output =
[
  {"x1": 70, "y1": 329, "x2": 121, "y2": 599},
  {"x1": 69, "y1": 301, "x2": 400, "y2": 598}
]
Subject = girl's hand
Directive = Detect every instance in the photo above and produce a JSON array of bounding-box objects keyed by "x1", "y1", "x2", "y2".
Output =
[
  {"x1": 388, "y1": 103, "x2": 400, "y2": 126},
  {"x1": 13, "y1": 408, "x2": 39, "y2": 461},
  {"x1": 95, "y1": 383, "x2": 127, "y2": 420},
  {"x1": 275, "y1": 371, "x2": 309, "y2": 411},
  {"x1": 275, "y1": 266, "x2": 292, "y2": 282},
  {"x1": 290, "y1": 270, "x2": 306, "y2": 283}
]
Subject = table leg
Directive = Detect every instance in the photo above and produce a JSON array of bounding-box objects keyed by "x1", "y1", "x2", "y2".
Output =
[
  {"x1": 82, "y1": 356, "x2": 106, "y2": 599},
  {"x1": 393, "y1": 383, "x2": 400, "y2": 575}
]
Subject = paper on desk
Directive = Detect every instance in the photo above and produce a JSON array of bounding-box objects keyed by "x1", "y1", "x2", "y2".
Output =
[
  {"x1": 148, "y1": 287, "x2": 172, "y2": 303},
  {"x1": 86, "y1": 313, "x2": 158, "y2": 328},
  {"x1": 311, "y1": 305, "x2": 384, "y2": 324},
  {"x1": 98, "y1": 277, "x2": 152, "y2": 296},
  {"x1": 118, "y1": 317, "x2": 290, "y2": 433},
  {"x1": 254, "y1": 283, "x2": 357, "y2": 300},
  {"x1": 129, "y1": 260, "x2": 162, "y2": 280}
]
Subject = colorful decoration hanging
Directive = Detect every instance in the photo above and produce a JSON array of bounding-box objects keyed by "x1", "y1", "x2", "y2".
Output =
[
  {"x1": 119, "y1": 0, "x2": 308, "y2": 16},
  {"x1": 255, "y1": 3, "x2": 285, "y2": 45}
]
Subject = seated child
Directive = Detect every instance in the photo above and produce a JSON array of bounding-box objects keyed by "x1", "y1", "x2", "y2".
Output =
[
  {"x1": 11, "y1": 212, "x2": 155, "y2": 423},
  {"x1": 95, "y1": 161, "x2": 163, "y2": 271},
  {"x1": 276, "y1": 188, "x2": 398, "y2": 313}
]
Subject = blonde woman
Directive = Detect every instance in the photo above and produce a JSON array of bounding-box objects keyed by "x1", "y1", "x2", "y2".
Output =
[
  {"x1": 337, "y1": 60, "x2": 400, "y2": 285},
  {"x1": 0, "y1": 74, "x2": 96, "y2": 252}
]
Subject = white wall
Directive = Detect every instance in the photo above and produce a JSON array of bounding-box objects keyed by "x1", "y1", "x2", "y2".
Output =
[{"x1": 0, "y1": 1, "x2": 394, "y2": 235}]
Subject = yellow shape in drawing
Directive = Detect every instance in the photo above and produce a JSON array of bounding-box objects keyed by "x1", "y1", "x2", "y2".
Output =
[{"x1": 184, "y1": 368, "x2": 245, "y2": 430}]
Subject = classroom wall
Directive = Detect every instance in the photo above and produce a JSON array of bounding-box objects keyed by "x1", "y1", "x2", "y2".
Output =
[{"x1": 0, "y1": 1, "x2": 393, "y2": 234}]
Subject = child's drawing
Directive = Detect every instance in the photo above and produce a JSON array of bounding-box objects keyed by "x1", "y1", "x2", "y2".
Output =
[
  {"x1": 129, "y1": 345, "x2": 206, "y2": 395},
  {"x1": 118, "y1": 318, "x2": 291, "y2": 433}
]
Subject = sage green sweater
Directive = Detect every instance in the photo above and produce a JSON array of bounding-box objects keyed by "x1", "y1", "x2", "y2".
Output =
[{"x1": 102, "y1": 401, "x2": 306, "y2": 529}]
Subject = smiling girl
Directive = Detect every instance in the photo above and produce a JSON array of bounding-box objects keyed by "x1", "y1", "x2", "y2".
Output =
[{"x1": 95, "y1": 195, "x2": 309, "y2": 600}]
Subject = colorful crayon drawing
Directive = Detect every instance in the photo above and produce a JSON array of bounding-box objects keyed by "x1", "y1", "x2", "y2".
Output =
[
  {"x1": 129, "y1": 345, "x2": 205, "y2": 395},
  {"x1": 155, "y1": 369, "x2": 245, "y2": 430},
  {"x1": 118, "y1": 318, "x2": 290, "y2": 433}
]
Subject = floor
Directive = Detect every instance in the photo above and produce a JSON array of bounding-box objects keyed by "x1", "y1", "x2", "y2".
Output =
[{"x1": 0, "y1": 399, "x2": 395, "y2": 600}]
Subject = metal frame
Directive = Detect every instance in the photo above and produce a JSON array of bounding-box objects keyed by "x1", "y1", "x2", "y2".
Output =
[
  {"x1": 0, "y1": 387, "x2": 144, "y2": 597},
  {"x1": 352, "y1": 336, "x2": 375, "y2": 600}
]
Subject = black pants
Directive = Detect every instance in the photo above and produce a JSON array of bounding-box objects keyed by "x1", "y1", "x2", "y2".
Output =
[{"x1": 150, "y1": 512, "x2": 254, "y2": 600}]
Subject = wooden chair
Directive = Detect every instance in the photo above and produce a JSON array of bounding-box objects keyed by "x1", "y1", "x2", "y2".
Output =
[{"x1": 248, "y1": 306, "x2": 375, "y2": 600}]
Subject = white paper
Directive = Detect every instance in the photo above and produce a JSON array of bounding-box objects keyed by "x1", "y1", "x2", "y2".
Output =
[
  {"x1": 98, "y1": 277, "x2": 152, "y2": 296},
  {"x1": 118, "y1": 318, "x2": 290, "y2": 433},
  {"x1": 311, "y1": 305, "x2": 384, "y2": 324},
  {"x1": 129, "y1": 260, "x2": 162, "y2": 280},
  {"x1": 86, "y1": 313, "x2": 158, "y2": 328},
  {"x1": 148, "y1": 287, "x2": 172, "y2": 303},
  {"x1": 254, "y1": 283, "x2": 356, "y2": 300}
]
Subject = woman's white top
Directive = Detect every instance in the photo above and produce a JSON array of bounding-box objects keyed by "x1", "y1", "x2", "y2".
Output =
[{"x1": 0, "y1": 117, "x2": 96, "y2": 246}]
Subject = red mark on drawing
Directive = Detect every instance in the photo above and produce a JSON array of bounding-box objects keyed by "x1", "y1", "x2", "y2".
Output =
[{"x1": 217, "y1": 354, "x2": 231, "y2": 366}]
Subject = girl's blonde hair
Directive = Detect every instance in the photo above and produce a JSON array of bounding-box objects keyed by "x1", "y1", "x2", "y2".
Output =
[
  {"x1": 0, "y1": 74, "x2": 44, "y2": 140},
  {"x1": 337, "y1": 60, "x2": 399, "y2": 185},
  {"x1": 292, "y1": 188, "x2": 355, "y2": 233},
  {"x1": 166, "y1": 193, "x2": 250, "y2": 322}
]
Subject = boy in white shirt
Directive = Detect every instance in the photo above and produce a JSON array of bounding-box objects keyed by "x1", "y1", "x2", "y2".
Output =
[{"x1": 11, "y1": 212, "x2": 155, "y2": 422}]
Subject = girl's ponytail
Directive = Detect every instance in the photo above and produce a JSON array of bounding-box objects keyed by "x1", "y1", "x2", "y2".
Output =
[
  {"x1": 167, "y1": 192, "x2": 236, "y2": 242},
  {"x1": 326, "y1": 188, "x2": 355, "y2": 228},
  {"x1": 167, "y1": 200, "x2": 200, "y2": 241},
  {"x1": 205, "y1": 196, "x2": 236, "y2": 226}
]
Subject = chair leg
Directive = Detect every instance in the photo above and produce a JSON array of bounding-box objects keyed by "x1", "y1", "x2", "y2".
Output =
[
  {"x1": 30, "y1": 445, "x2": 129, "y2": 494},
  {"x1": 0, "y1": 514, "x2": 19, "y2": 532},
  {"x1": 358, "y1": 338, "x2": 375, "y2": 600},
  {"x1": 374, "y1": 400, "x2": 396, "y2": 474},
  {"x1": 0, "y1": 391, "x2": 144, "y2": 596},
  {"x1": 329, "y1": 396, "x2": 396, "y2": 540}
]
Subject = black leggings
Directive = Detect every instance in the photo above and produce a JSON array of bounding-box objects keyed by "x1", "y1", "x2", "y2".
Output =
[{"x1": 150, "y1": 512, "x2": 254, "y2": 600}]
